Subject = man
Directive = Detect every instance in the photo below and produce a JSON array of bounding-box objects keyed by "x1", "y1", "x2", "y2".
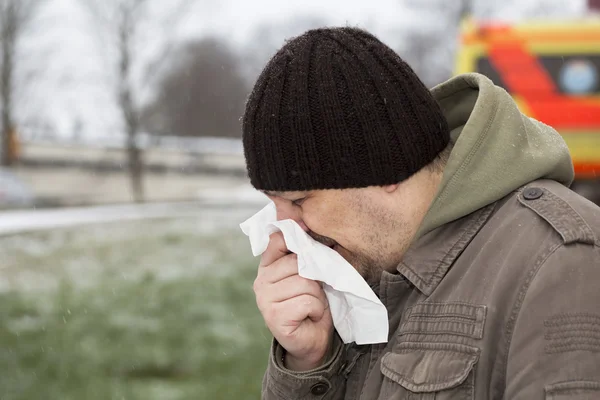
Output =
[{"x1": 242, "y1": 26, "x2": 600, "y2": 399}]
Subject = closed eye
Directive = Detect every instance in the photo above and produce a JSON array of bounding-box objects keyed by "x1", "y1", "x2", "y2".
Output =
[{"x1": 292, "y1": 197, "x2": 306, "y2": 206}]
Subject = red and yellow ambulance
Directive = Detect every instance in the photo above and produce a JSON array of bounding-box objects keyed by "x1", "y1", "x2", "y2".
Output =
[{"x1": 455, "y1": 17, "x2": 600, "y2": 202}]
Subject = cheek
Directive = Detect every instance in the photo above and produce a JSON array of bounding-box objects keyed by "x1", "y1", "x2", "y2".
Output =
[{"x1": 303, "y1": 203, "x2": 344, "y2": 238}]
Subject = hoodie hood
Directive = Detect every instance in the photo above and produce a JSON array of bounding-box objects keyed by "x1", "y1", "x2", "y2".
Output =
[{"x1": 416, "y1": 73, "x2": 574, "y2": 238}]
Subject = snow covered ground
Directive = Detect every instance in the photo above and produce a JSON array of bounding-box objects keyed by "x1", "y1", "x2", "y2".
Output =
[{"x1": 0, "y1": 207, "x2": 270, "y2": 399}]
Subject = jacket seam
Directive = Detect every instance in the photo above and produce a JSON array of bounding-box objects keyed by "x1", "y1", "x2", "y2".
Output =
[
  {"x1": 434, "y1": 84, "x2": 499, "y2": 208},
  {"x1": 498, "y1": 241, "x2": 564, "y2": 398},
  {"x1": 400, "y1": 203, "x2": 497, "y2": 295},
  {"x1": 431, "y1": 204, "x2": 497, "y2": 286},
  {"x1": 517, "y1": 187, "x2": 596, "y2": 245},
  {"x1": 428, "y1": 203, "x2": 497, "y2": 292}
]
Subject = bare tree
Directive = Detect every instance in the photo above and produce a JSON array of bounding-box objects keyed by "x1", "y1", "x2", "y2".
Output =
[
  {"x1": 0, "y1": 0, "x2": 42, "y2": 166},
  {"x1": 142, "y1": 37, "x2": 250, "y2": 139},
  {"x1": 80, "y1": 0, "x2": 191, "y2": 202},
  {"x1": 394, "y1": 0, "x2": 470, "y2": 87}
]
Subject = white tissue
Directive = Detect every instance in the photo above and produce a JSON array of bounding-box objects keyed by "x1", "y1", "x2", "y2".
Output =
[{"x1": 240, "y1": 202, "x2": 388, "y2": 345}]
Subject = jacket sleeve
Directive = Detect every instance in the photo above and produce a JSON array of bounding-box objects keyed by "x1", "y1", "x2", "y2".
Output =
[
  {"x1": 261, "y1": 333, "x2": 347, "y2": 399},
  {"x1": 504, "y1": 243, "x2": 600, "y2": 400}
]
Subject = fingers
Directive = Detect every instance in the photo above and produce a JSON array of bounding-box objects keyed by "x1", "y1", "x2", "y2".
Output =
[
  {"x1": 259, "y1": 232, "x2": 288, "y2": 267},
  {"x1": 255, "y1": 253, "x2": 298, "y2": 285},
  {"x1": 257, "y1": 274, "x2": 327, "y2": 305},
  {"x1": 254, "y1": 254, "x2": 328, "y2": 312},
  {"x1": 254, "y1": 231, "x2": 331, "y2": 345},
  {"x1": 277, "y1": 294, "x2": 329, "y2": 325}
]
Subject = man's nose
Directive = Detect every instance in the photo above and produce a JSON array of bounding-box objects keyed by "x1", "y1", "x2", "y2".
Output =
[{"x1": 272, "y1": 198, "x2": 308, "y2": 231}]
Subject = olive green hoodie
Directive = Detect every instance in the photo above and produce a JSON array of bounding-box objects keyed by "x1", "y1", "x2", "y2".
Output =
[{"x1": 416, "y1": 73, "x2": 575, "y2": 238}]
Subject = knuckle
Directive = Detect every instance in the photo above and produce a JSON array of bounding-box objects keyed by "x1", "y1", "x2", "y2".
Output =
[
  {"x1": 299, "y1": 281, "x2": 315, "y2": 297},
  {"x1": 269, "y1": 231, "x2": 285, "y2": 247},
  {"x1": 297, "y1": 294, "x2": 313, "y2": 308},
  {"x1": 306, "y1": 277, "x2": 320, "y2": 290},
  {"x1": 299, "y1": 277, "x2": 319, "y2": 294},
  {"x1": 254, "y1": 291, "x2": 264, "y2": 308},
  {"x1": 283, "y1": 253, "x2": 298, "y2": 267},
  {"x1": 258, "y1": 255, "x2": 270, "y2": 267},
  {"x1": 252, "y1": 277, "x2": 263, "y2": 293}
]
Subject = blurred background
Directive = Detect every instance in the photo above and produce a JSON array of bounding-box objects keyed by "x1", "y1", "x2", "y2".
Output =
[{"x1": 1, "y1": 0, "x2": 599, "y2": 399}]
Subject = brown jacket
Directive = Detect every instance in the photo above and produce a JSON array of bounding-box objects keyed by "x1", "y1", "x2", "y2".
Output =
[
  {"x1": 261, "y1": 179, "x2": 600, "y2": 399},
  {"x1": 258, "y1": 74, "x2": 600, "y2": 399}
]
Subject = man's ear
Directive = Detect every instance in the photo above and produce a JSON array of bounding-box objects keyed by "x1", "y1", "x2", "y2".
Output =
[{"x1": 383, "y1": 183, "x2": 400, "y2": 194}]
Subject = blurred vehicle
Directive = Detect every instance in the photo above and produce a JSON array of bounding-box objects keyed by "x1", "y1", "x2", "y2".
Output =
[
  {"x1": 0, "y1": 167, "x2": 35, "y2": 209},
  {"x1": 454, "y1": 16, "x2": 600, "y2": 204}
]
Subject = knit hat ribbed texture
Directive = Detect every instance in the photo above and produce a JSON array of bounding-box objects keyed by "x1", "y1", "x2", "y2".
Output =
[{"x1": 242, "y1": 26, "x2": 450, "y2": 192}]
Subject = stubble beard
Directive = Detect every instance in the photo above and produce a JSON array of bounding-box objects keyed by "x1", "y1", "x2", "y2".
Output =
[{"x1": 309, "y1": 230, "x2": 386, "y2": 285}]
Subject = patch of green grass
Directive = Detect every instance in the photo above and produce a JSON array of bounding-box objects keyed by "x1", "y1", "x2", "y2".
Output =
[{"x1": 0, "y1": 217, "x2": 272, "y2": 400}]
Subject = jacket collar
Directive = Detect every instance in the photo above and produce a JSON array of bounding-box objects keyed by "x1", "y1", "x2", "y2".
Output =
[{"x1": 397, "y1": 202, "x2": 496, "y2": 296}]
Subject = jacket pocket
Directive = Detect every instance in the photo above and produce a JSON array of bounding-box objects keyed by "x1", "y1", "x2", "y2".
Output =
[
  {"x1": 379, "y1": 342, "x2": 479, "y2": 399},
  {"x1": 545, "y1": 381, "x2": 600, "y2": 399}
]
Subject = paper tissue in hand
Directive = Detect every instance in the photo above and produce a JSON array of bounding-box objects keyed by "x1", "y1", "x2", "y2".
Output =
[{"x1": 240, "y1": 202, "x2": 388, "y2": 345}]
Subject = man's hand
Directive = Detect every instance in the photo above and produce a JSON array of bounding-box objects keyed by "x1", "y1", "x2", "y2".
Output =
[{"x1": 253, "y1": 232, "x2": 334, "y2": 371}]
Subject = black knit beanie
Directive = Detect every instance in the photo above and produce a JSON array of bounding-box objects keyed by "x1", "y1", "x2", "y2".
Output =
[{"x1": 242, "y1": 26, "x2": 450, "y2": 192}]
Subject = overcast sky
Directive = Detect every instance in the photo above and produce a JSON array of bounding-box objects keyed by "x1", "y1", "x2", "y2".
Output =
[{"x1": 14, "y1": 0, "x2": 588, "y2": 142}]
